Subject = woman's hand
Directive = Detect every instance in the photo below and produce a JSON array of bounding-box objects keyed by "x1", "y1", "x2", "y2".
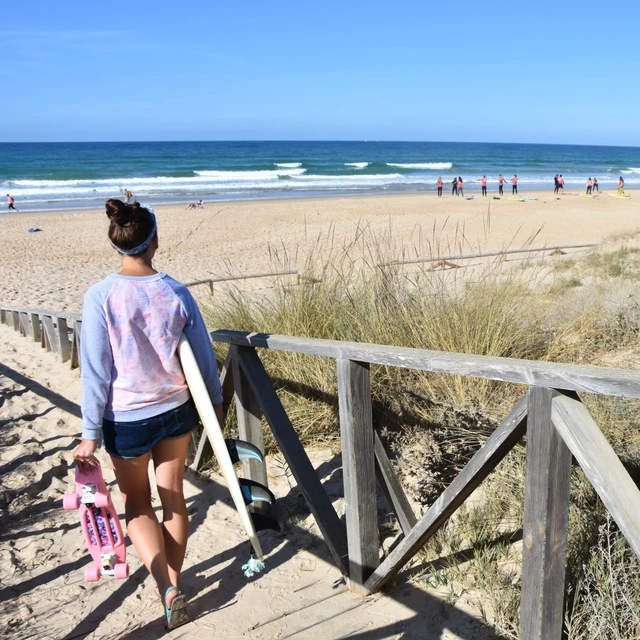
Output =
[{"x1": 72, "y1": 438, "x2": 100, "y2": 473}]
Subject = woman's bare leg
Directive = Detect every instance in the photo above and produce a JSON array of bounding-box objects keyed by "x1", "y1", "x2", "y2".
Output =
[
  {"x1": 111, "y1": 453, "x2": 177, "y2": 607},
  {"x1": 152, "y1": 433, "x2": 191, "y2": 589}
]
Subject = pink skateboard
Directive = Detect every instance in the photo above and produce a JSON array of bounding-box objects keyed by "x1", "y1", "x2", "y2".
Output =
[{"x1": 63, "y1": 463, "x2": 129, "y2": 582}]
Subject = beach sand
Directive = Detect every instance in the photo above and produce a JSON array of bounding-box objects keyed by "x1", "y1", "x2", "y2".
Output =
[
  {"x1": 0, "y1": 190, "x2": 637, "y2": 638},
  {"x1": 0, "y1": 189, "x2": 636, "y2": 312}
]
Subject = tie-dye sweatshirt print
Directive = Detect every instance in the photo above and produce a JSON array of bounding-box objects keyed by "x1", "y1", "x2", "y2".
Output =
[{"x1": 80, "y1": 272, "x2": 223, "y2": 440}]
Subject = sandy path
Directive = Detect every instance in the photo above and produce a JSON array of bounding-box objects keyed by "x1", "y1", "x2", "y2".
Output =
[{"x1": 0, "y1": 322, "x2": 497, "y2": 639}]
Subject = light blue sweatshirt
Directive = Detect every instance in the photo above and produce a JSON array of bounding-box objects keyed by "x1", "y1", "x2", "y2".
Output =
[{"x1": 80, "y1": 272, "x2": 223, "y2": 441}]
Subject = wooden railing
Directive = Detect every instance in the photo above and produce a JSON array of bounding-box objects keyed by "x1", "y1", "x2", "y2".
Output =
[
  {"x1": 0, "y1": 306, "x2": 83, "y2": 369},
  {"x1": 185, "y1": 269, "x2": 301, "y2": 295},
  {"x1": 200, "y1": 329, "x2": 640, "y2": 640},
  {"x1": 3, "y1": 303, "x2": 640, "y2": 639}
]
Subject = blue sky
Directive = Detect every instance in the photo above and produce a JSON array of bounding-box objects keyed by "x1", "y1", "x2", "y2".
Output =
[{"x1": 2, "y1": 0, "x2": 639, "y2": 145}]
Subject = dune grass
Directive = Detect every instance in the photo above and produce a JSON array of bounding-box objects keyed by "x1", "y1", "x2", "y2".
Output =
[{"x1": 200, "y1": 226, "x2": 640, "y2": 638}]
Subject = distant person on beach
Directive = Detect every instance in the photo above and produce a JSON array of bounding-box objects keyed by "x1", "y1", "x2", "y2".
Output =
[
  {"x1": 436, "y1": 177, "x2": 443, "y2": 197},
  {"x1": 480, "y1": 176, "x2": 487, "y2": 197},
  {"x1": 618, "y1": 177, "x2": 625, "y2": 195},
  {"x1": 593, "y1": 177, "x2": 599, "y2": 192},
  {"x1": 586, "y1": 178, "x2": 593, "y2": 195},
  {"x1": 451, "y1": 177, "x2": 458, "y2": 196},
  {"x1": 185, "y1": 199, "x2": 204, "y2": 210},
  {"x1": 72, "y1": 199, "x2": 224, "y2": 631},
  {"x1": 6, "y1": 194, "x2": 18, "y2": 211},
  {"x1": 512, "y1": 175, "x2": 518, "y2": 195},
  {"x1": 558, "y1": 175, "x2": 564, "y2": 192},
  {"x1": 124, "y1": 189, "x2": 133, "y2": 204},
  {"x1": 457, "y1": 177, "x2": 464, "y2": 197},
  {"x1": 498, "y1": 174, "x2": 505, "y2": 196},
  {"x1": 554, "y1": 175, "x2": 559, "y2": 194}
]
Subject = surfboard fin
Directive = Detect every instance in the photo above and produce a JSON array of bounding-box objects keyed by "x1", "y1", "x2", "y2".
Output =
[
  {"x1": 239, "y1": 479, "x2": 276, "y2": 506},
  {"x1": 225, "y1": 439, "x2": 264, "y2": 464}
]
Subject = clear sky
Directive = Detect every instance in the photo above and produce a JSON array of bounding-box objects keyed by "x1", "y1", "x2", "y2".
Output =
[{"x1": 2, "y1": 0, "x2": 639, "y2": 145}]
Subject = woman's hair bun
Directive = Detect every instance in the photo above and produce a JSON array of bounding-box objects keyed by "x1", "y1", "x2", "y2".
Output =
[{"x1": 105, "y1": 199, "x2": 147, "y2": 227}]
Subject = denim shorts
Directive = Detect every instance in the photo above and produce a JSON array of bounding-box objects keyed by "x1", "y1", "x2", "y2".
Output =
[{"x1": 102, "y1": 399, "x2": 200, "y2": 460}]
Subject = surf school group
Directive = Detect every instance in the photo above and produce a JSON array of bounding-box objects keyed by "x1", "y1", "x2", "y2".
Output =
[
  {"x1": 434, "y1": 173, "x2": 627, "y2": 198},
  {"x1": 436, "y1": 174, "x2": 521, "y2": 198}
]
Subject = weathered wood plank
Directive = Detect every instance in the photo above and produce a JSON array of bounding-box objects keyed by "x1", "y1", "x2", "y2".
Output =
[
  {"x1": 374, "y1": 430, "x2": 417, "y2": 536},
  {"x1": 552, "y1": 392, "x2": 640, "y2": 561},
  {"x1": 19, "y1": 312, "x2": 29, "y2": 337},
  {"x1": 520, "y1": 388, "x2": 572, "y2": 640},
  {"x1": 12, "y1": 310, "x2": 20, "y2": 331},
  {"x1": 210, "y1": 330, "x2": 640, "y2": 399},
  {"x1": 363, "y1": 393, "x2": 528, "y2": 595},
  {"x1": 0, "y1": 306, "x2": 82, "y2": 321},
  {"x1": 232, "y1": 347, "x2": 269, "y2": 515},
  {"x1": 41, "y1": 315, "x2": 57, "y2": 352},
  {"x1": 235, "y1": 346, "x2": 349, "y2": 574},
  {"x1": 70, "y1": 321, "x2": 81, "y2": 369},
  {"x1": 30, "y1": 313, "x2": 41, "y2": 343},
  {"x1": 57, "y1": 317, "x2": 71, "y2": 363},
  {"x1": 337, "y1": 359, "x2": 379, "y2": 593}
]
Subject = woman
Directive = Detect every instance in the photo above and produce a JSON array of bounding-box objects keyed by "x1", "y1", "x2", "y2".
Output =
[
  {"x1": 618, "y1": 176, "x2": 625, "y2": 195},
  {"x1": 73, "y1": 199, "x2": 223, "y2": 630},
  {"x1": 436, "y1": 176, "x2": 443, "y2": 197},
  {"x1": 457, "y1": 176, "x2": 463, "y2": 197}
]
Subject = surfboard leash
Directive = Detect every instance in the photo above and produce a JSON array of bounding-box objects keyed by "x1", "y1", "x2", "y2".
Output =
[{"x1": 242, "y1": 553, "x2": 265, "y2": 577}]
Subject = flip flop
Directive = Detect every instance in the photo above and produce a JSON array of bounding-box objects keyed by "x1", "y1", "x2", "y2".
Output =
[{"x1": 164, "y1": 586, "x2": 190, "y2": 630}]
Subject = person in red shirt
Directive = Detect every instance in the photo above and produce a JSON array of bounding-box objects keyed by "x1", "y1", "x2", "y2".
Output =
[
  {"x1": 498, "y1": 174, "x2": 505, "y2": 196},
  {"x1": 436, "y1": 176, "x2": 443, "y2": 197},
  {"x1": 586, "y1": 178, "x2": 593, "y2": 195},
  {"x1": 480, "y1": 175, "x2": 487, "y2": 197},
  {"x1": 558, "y1": 175, "x2": 564, "y2": 192},
  {"x1": 457, "y1": 177, "x2": 464, "y2": 197},
  {"x1": 511, "y1": 175, "x2": 518, "y2": 195},
  {"x1": 7, "y1": 194, "x2": 18, "y2": 211}
]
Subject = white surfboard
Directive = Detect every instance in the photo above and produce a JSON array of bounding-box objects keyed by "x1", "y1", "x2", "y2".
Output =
[{"x1": 178, "y1": 335, "x2": 264, "y2": 560}]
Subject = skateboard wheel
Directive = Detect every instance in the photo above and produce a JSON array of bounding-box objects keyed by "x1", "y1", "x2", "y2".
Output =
[
  {"x1": 114, "y1": 563, "x2": 129, "y2": 579},
  {"x1": 94, "y1": 492, "x2": 109, "y2": 508},
  {"x1": 85, "y1": 565, "x2": 101, "y2": 582},
  {"x1": 63, "y1": 493, "x2": 80, "y2": 510}
]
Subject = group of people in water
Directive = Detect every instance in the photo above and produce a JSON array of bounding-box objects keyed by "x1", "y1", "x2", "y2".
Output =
[{"x1": 435, "y1": 174, "x2": 518, "y2": 197}]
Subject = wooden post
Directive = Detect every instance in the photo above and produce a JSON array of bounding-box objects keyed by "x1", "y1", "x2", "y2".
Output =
[
  {"x1": 42, "y1": 315, "x2": 57, "y2": 352},
  {"x1": 337, "y1": 359, "x2": 379, "y2": 593},
  {"x1": 30, "y1": 313, "x2": 41, "y2": 343},
  {"x1": 0, "y1": 309, "x2": 5, "y2": 324},
  {"x1": 18, "y1": 312, "x2": 29, "y2": 337},
  {"x1": 520, "y1": 387, "x2": 572, "y2": 640},
  {"x1": 12, "y1": 310, "x2": 19, "y2": 331},
  {"x1": 233, "y1": 346, "x2": 268, "y2": 509},
  {"x1": 70, "y1": 320, "x2": 82, "y2": 369},
  {"x1": 57, "y1": 317, "x2": 71, "y2": 363}
]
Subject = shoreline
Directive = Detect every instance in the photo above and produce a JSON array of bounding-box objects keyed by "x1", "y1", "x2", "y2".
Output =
[{"x1": 3, "y1": 186, "x2": 634, "y2": 216}]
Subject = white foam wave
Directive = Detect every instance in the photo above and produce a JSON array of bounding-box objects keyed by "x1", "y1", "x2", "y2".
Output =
[
  {"x1": 193, "y1": 168, "x2": 306, "y2": 179},
  {"x1": 275, "y1": 162, "x2": 302, "y2": 168},
  {"x1": 621, "y1": 167, "x2": 640, "y2": 174},
  {"x1": 345, "y1": 162, "x2": 370, "y2": 169},
  {"x1": 387, "y1": 162, "x2": 453, "y2": 170}
]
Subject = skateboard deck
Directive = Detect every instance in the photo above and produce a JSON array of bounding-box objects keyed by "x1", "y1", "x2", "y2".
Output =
[{"x1": 64, "y1": 463, "x2": 129, "y2": 582}]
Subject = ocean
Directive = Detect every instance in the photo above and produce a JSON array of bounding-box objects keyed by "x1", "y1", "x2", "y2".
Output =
[{"x1": 1, "y1": 141, "x2": 639, "y2": 211}]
